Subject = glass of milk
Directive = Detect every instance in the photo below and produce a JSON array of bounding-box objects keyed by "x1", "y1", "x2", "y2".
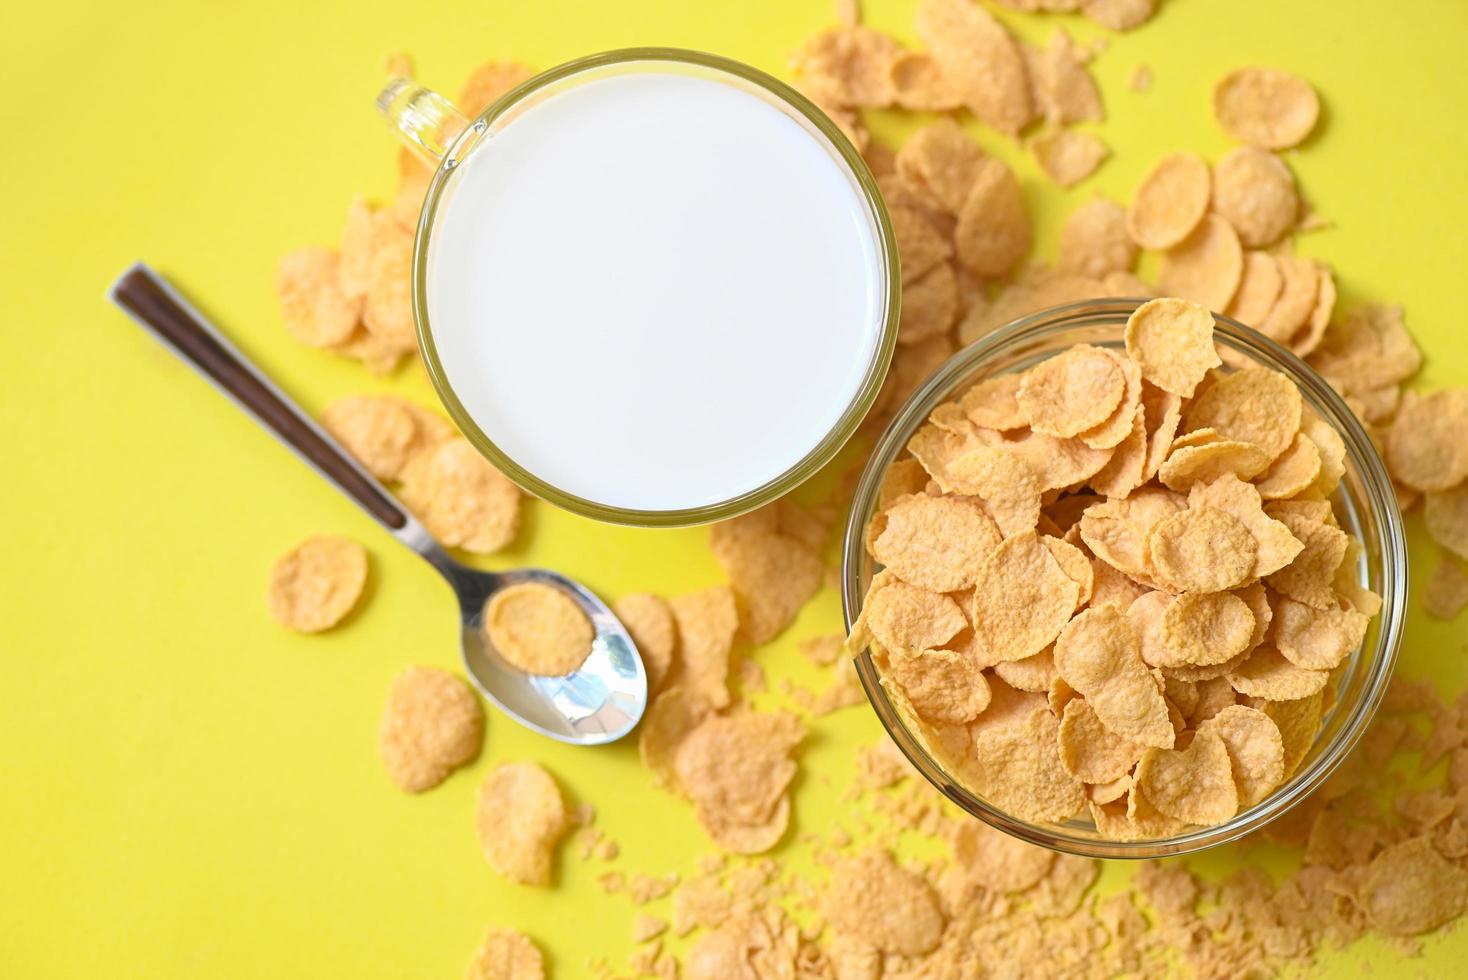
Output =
[{"x1": 378, "y1": 48, "x2": 898, "y2": 527}]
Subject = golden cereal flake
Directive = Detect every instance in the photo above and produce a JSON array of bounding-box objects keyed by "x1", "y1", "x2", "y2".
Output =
[
  {"x1": 960, "y1": 375, "x2": 1030, "y2": 430},
  {"x1": 1043, "y1": 534, "x2": 1095, "y2": 609},
  {"x1": 890, "y1": 204, "x2": 954, "y2": 284},
  {"x1": 639, "y1": 686, "x2": 713, "y2": 788},
  {"x1": 1272, "y1": 598, "x2": 1368, "y2": 670},
  {"x1": 1198, "y1": 704, "x2": 1285, "y2": 808},
  {"x1": 1254, "y1": 432, "x2": 1323, "y2": 500},
  {"x1": 1058, "y1": 697, "x2": 1143, "y2": 783},
  {"x1": 1126, "y1": 151, "x2": 1211, "y2": 250},
  {"x1": 1079, "y1": 488, "x2": 1186, "y2": 582},
  {"x1": 457, "y1": 62, "x2": 535, "y2": 116},
  {"x1": 398, "y1": 438, "x2": 521, "y2": 553},
  {"x1": 1141, "y1": 383, "x2": 1184, "y2": 481},
  {"x1": 674, "y1": 711, "x2": 802, "y2": 842},
  {"x1": 1082, "y1": 0, "x2": 1155, "y2": 31},
  {"x1": 1265, "y1": 513, "x2": 1349, "y2": 609},
  {"x1": 276, "y1": 246, "x2": 361, "y2": 348},
  {"x1": 915, "y1": 0, "x2": 1034, "y2": 136},
  {"x1": 1135, "y1": 727, "x2": 1238, "y2": 825},
  {"x1": 1007, "y1": 428, "x2": 1117, "y2": 490},
  {"x1": 1253, "y1": 255, "x2": 1319, "y2": 346},
  {"x1": 1018, "y1": 344, "x2": 1126, "y2": 438},
  {"x1": 361, "y1": 222, "x2": 418, "y2": 353},
  {"x1": 954, "y1": 158, "x2": 1033, "y2": 278},
  {"x1": 1261, "y1": 689, "x2": 1322, "y2": 778},
  {"x1": 1088, "y1": 407, "x2": 1148, "y2": 499},
  {"x1": 1227, "y1": 250, "x2": 1284, "y2": 328},
  {"x1": 872, "y1": 494, "x2": 1001, "y2": 593},
  {"x1": 1128, "y1": 591, "x2": 1184, "y2": 669},
  {"x1": 474, "y1": 761, "x2": 567, "y2": 886},
  {"x1": 866, "y1": 578, "x2": 968, "y2": 655},
  {"x1": 1158, "y1": 439, "x2": 1272, "y2": 492},
  {"x1": 266, "y1": 534, "x2": 368, "y2": 633},
  {"x1": 972, "y1": 706, "x2": 1087, "y2": 821},
  {"x1": 1026, "y1": 30, "x2": 1104, "y2": 126},
  {"x1": 613, "y1": 593, "x2": 676, "y2": 692},
  {"x1": 945, "y1": 447, "x2": 1043, "y2": 536},
  {"x1": 894, "y1": 119, "x2": 988, "y2": 213},
  {"x1": 1156, "y1": 215, "x2": 1245, "y2": 314},
  {"x1": 1213, "y1": 67, "x2": 1320, "y2": 150},
  {"x1": 952, "y1": 818, "x2": 1057, "y2": 891},
  {"x1": 1291, "y1": 261, "x2": 1336, "y2": 357},
  {"x1": 1161, "y1": 591, "x2": 1255, "y2": 667},
  {"x1": 823, "y1": 849, "x2": 945, "y2": 955},
  {"x1": 483, "y1": 582, "x2": 594, "y2": 676},
  {"x1": 1211, "y1": 147, "x2": 1299, "y2": 248},
  {"x1": 1032, "y1": 130, "x2": 1109, "y2": 188},
  {"x1": 790, "y1": 27, "x2": 902, "y2": 108},
  {"x1": 669, "y1": 586, "x2": 739, "y2": 710},
  {"x1": 1228, "y1": 645, "x2": 1329, "y2": 701},
  {"x1": 1188, "y1": 474, "x2": 1305, "y2": 577},
  {"x1": 338, "y1": 197, "x2": 381, "y2": 301},
  {"x1": 1308, "y1": 302, "x2": 1421, "y2": 396},
  {"x1": 709, "y1": 508, "x2": 824, "y2": 645},
  {"x1": 1385, "y1": 389, "x2": 1468, "y2": 492},
  {"x1": 898, "y1": 262, "x2": 959, "y2": 345},
  {"x1": 1359, "y1": 837, "x2": 1468, "y2": 937},
  {"x1": 321, "y1": 394, "x2": 418, "y2": 481},
  {"x1": 971, "y1": 532, "x2": 1082, "y2": 663},
  {"x1": 1146, "y1": 507, "x2": 1257, "y2": 593},
  {"x1": 890, "y1": 52, "x2": 965, "y2": 112},
  {"x1": 1054, "y1": 605, "x2": 1173, "y2": 749},
  {"x1": 1424, "y1": 558, "x2": 1468, "y2": 620},
  {"x1": 888, "y1": 648, "x2": 992, "y2": 723},
  {"x1": 378, "y1": 665, "x2": 483, "y2": 793},
  {"x1": 994, "y1": 648, "x2": 1059, "y2": 693},
  {"x1": 1123, "y1": 297, "x2": 1221, "y2": 398},
  {"x1": 1185, "y1": 365, "x2": 1303, "y2": 461},
  {"x1": 1059, "y1": 198, "x2": 1138, "y2": 279},
  {"x1": 463, "y1": 926, "x2": 544, "y2": 980}
]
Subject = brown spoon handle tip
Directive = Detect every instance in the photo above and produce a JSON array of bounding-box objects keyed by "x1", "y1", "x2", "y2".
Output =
[{"x1": 109, "y1": 263, "x2": 408, "y2": 531}]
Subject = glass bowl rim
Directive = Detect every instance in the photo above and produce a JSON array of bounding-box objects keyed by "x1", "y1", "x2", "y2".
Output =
[
  {"x1": 408, "y1": 46, "x2": 901, "y2": 528},
  {"x1": 840, "y1": 297, "x2": 1408, "y2": 859}
]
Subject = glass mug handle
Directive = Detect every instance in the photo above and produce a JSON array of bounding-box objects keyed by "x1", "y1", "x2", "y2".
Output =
[{"x1": 376, "y1": 77, "x2": 471, "y2": 166}]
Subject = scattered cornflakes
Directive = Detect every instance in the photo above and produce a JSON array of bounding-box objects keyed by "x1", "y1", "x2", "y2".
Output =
[
  {"x1": 1032, "y1": 129, "x2": 1109, "y2": 187},
  {"x1": 1127, "y1": 151, "x2": 1211, "y2": 250}
]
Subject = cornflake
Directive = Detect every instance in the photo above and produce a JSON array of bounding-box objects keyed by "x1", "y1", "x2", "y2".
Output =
[
  {"x1": 1032, "y1": 130, "x2": 1109, "y2": 188},
  {"x1": 266, "y1": 534, "x2": 368, "y2": 633},
  {"x1": 483, "y1": 582, "x2": 594, "y2": 676},
  {"x1": 377, "y1": 665, "x2": 482, "y2": 793},
  {"x1": 399, "y1": 438, "x2": 521, "y2": 553},
  {"x1": 1213, "y1": 66, "x2": 1320, "y2": 149},
  {"x1": 474, "y1": 761, "x2": 567, "y2": 886},
  {"x1": 1059, "y1": 197, "x2": 1137, "y2": 278},
  {"x1": 1126, "y1": 151, "x2": 1211, "y2": 250},
  {"x1": 1124, "y1": 297, "x2": 1220, "y2": 397},
  {"x1": 914, "y1": 0, "x2": 1034, "y2": 136},
  {"x1": 1135, "y1": 727, "x2": 1238, "y2": 824},
  {"x1": 1155, "y1": 213, "x2": 1244, "y2": 313},
  {"x1": 1211, "y1": 147, "x2": 1299, "y2": 248},
  {"x1": 613, "y1": 593, "x2": 676, "y2": 692},
  {"x1": 276, "y1": 247, "x2": 360, "y2": 348},
  {"x1": 463, "y1": 927, "x2": 544, "y2": 980}
]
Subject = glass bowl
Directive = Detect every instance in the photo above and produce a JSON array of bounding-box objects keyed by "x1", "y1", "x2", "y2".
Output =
[{"x1": 840, "y1": 298, "x2": 1407, "y2": 859}]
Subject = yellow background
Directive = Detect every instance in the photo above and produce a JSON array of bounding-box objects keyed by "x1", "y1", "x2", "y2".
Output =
[{"x1": 3, "y1": 0, "x2": 1467, "y2": 975}]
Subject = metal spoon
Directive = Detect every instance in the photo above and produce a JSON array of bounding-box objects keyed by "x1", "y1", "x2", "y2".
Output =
[{"x1": 110, "y1": 263, "x2": 647, "y2": 745}]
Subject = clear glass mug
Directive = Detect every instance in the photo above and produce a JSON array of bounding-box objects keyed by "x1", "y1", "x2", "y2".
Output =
[
  {"x1": 376, "y1": 48, "x2": 900, "y2": 528},
  {"x1": 841, "y1": 299, "x2": 1408, "y2": 859}
]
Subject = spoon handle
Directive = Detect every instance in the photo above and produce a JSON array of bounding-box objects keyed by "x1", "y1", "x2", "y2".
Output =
[{"x1": 109, "y1": 263, "x2": 444, "y2": 559}]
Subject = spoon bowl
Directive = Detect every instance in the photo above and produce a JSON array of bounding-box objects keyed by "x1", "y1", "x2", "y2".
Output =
[
  {"x1": 443, "y1": 562, "x2": 646, "y2": 743},
  {"x1": 111, "y1": 263, "x2": 648, "y2": 745}
]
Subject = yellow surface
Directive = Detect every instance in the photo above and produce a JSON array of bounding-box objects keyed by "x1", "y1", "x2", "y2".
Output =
[{"x1": 3, "y1": 0, "x2": 1467, "y2": 976}]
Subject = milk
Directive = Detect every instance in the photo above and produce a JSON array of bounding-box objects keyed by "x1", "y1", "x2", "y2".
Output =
[{"x1": 425, "y1": 69, "x2": 885, "y2": 512}]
